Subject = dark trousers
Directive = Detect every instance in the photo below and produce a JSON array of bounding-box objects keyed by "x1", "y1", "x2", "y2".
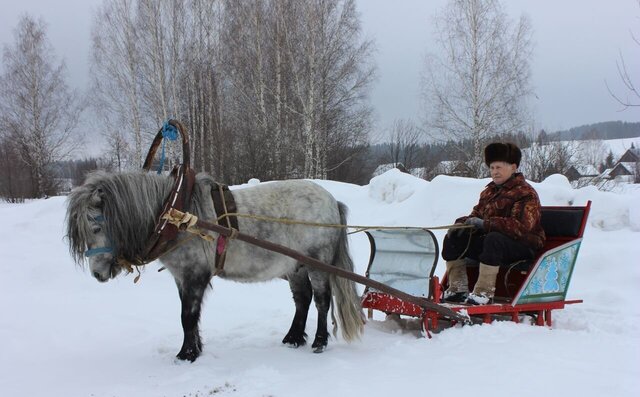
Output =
[{"x1": 442, "y1": 230, "x2": 535, "y2": 267}]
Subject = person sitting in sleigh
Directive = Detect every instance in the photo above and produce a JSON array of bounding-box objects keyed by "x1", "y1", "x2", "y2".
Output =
[{"x1": 442, "y1": 142, "x2": 545, "y2": 305}]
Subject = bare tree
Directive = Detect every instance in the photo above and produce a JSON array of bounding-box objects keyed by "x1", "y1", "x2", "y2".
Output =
[
  {"x1": 91, "y1": 0, "x2": 146, "y2": 168},
  {"x1": 575, "y1": 139, "x2": 607, "y2": 171},
  {"x1": 89, "y1": 0, "x2": 373, "y2": 183},
  {"x1": 521, "y1": 134, "x2": 577, "y2": 182},
  {"x1": 422, "y1": 0, "x2": 533, "y2": 177},
  {"x1": 386, "y1": 119, "x2": 422, "y2": 171},
  {"x1": 605, "y1": 0, "x2": 640, "y2": 109},
  {"x1": 222, "y1": 0, "x2": 374, "y2": 181},
  {"x1": 0, "y1": 15, "x2": 83, "y2": 198},
  {"x1": 181, "y1": 0, "x2": 226, "y2": 178},
  {"x1": 0, "y1": 136, "x2": 31, "y2": 202},
  {"x1": 283, "y1": 0, "x2": 374, "y2": 179}
]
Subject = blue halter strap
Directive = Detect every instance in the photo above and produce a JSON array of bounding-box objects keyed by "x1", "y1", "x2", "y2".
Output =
[
  {"x1": 84, "y1": 215, "x2": 114, "y2": 258},
  {"x1": 85, "y1": 246, "x2": 114, "y2": 257}
]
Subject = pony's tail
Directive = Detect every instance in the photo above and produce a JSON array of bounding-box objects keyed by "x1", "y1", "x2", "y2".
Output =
[{"x1": 330, "y1": 202, "x2": 365, "y2": 342}]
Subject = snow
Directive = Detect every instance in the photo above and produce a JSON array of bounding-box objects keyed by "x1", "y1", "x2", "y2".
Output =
[
  {"x1": 599, "y1": 137, "x2": 640, "y2": 157},
  {"x1": 1, "y1": 171, "x2": 639, "y2": 397}
]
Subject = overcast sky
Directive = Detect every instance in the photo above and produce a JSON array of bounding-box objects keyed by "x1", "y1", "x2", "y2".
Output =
[{"x1": 1, "y1": 0, "x2": 639, "y2": 145}]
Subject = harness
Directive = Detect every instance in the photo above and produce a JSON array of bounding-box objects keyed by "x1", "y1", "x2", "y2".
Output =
[
  {"x1": 85, "y1": 120, "x2": 196, "y2": 266},
  {"x1": 84, "y1": 215, "x2": 113, "y2": 257},
  {"x1": 211, "y1": 183, "x2": 238, "y2": 272},
  {"x1": 85, "y1": 120, "x2": 239, "y2": 277},
  {"x1": 139, "y1": 120, "x2": 197, "y2": 265}
]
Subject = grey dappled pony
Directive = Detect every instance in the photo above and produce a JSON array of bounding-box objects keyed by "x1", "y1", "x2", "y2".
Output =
[{"x1": 66, "y1": 171, "x2": 364, "y2": 361}]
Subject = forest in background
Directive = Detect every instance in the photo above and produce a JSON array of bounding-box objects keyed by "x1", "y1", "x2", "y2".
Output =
[{"x1": 0, "y1": 0, "x2": 638, "y2": 202}]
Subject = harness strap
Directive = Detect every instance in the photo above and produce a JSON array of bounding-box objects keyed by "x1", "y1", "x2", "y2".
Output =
[
  {"x1": 212, "y1": 183, "x2": 238, "y2": 230},
  {"x1": 142, "y1": 166, "x2": 196, "y2": 263},
  {"x1": 211, "y1": 183, "x2": 239, "y2": 272}
]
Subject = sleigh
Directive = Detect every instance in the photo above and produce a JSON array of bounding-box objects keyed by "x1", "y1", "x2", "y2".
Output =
[{"x1": 361, "y1": 201, "x2": 591, "y2": 332}]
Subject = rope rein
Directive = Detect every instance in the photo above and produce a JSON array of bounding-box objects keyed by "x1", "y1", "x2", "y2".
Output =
[
  {"x1": 119, "y1": 210, "x2": 471, "y2": 284},
  {"x1": 214, "y1": 212, "x2": 472, "y2": 234}
]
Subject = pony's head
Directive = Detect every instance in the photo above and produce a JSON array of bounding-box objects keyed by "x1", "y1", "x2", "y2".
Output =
[{"x1": 65, "y1": 171, "x2": 172, "y2": 282}]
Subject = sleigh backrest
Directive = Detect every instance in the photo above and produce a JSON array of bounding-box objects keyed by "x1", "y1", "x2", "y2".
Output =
[{"x1": 510, "y1": 201, "x2": 591, "y2": 304}]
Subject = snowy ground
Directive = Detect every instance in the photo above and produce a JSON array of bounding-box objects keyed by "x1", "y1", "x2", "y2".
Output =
[{"x1": 1, "y1": 170, "x2": 639, "y2": 397}]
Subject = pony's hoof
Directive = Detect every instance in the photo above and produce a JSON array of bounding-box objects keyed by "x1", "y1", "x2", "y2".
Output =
[
  {"x1": 282, "y1": 332, "x2": 307, "y2": 347},
  {"x1": 311, "y1": 335, "x2": 328, "y2": 353},
  {"x1": 176, "y1": 348, "x2": 200, "y2": 362}
]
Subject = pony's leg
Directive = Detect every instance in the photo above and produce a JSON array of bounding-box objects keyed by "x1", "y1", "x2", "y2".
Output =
[
  {"x1": 175, "y1": 272, "x2": 210, "y2": 362},
  {"x1": 282, "y1": 266, "x2": 312, "y2": 347},
  {"x1": 308, "y1": 270, "x2": 331, "y2": 353}
]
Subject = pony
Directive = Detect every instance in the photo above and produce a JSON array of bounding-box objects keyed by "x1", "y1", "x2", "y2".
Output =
[{"x1": 66, "y1": 171, "x2": 364, "y2": 361}]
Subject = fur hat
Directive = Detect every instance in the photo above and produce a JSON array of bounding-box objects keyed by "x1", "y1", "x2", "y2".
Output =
[{"x1": 484, "y1": 142, "x2": 521, "y2": 167}]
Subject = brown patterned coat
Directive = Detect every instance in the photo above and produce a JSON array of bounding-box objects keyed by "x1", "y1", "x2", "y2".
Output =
[{"x1": 456, "y1": 173, "x2": 545, "y2": 250}]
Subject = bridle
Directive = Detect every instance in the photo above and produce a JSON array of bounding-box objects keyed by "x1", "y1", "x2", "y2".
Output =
[
  {"x1": 85, "y1": 120, "x2": 195, "y2": 268},
  {"x1": 84, "y1": 215, "x2": 114, "y2": 258}
]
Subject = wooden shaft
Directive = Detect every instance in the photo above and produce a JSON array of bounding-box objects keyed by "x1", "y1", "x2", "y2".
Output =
[{"x1": 169, "y1": 209, "x2": 469, "y2": 323}]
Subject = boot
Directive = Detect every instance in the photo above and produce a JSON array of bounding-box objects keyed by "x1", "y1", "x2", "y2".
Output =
[
  {"x1": 466, "y1": 263, "x2": 499, "y2": 305},
  {"x1": 443, "y1": 259, "x2": 468, "y2": 303}
]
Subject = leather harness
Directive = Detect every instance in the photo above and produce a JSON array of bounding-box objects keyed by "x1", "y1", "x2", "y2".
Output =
[
  {"x1": 142, "y1": 164, "x2": 196, "y2": 263},
  {"x1": 210, "y1": 183, "x2": 238, "y2": 271},
  {"x1": 136, "y1": 119, "x2": 239, "y2": 271}
]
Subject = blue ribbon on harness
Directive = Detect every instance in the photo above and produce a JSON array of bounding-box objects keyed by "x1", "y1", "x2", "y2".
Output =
[
  {"x1": 157, "y1": 120, "x2": 179, "y2": 174},
  {"x1": 84, "y1": 215, "x2": 114, "y2": 257}
]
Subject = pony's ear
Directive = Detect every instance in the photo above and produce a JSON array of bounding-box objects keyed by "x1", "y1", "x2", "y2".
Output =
[{"x1": 89, "y1": 187, "x2": 105, "y2": 208}]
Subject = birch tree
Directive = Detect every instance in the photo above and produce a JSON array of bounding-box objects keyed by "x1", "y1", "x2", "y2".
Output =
[
  {"x1": 422, "y1": 0, "x2": 533, "y2": 177},
  {"x1": 222, "y1": 0, "x2": 277, "y2": 179},
  {"x1": 91, "y1": 0, "x2": 146, "y2": 168},
  {"x1": 0, "y1": 15, "x2": 82, "y2": 197},
  {"x1": 282, "y1": 0, "x2": 374, "y2": 179},
  {"x1": 89, "y1": 0, "x2": 373, "y2": 183},
  {"x1": 181, "y1": 0, "x2": 225, "y2": 177}
]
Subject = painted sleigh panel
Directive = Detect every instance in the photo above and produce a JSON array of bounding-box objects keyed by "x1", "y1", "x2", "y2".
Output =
[{"x1": 514, "y1": 239, "x2": 582, "y2": 304}]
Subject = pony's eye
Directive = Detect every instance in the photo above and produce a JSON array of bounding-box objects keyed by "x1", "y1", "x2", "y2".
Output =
[{"x1": 93, "y1": 227, "x2": 102, "y2": 234}]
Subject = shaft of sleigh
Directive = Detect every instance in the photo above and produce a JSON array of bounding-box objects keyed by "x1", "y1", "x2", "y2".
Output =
[{"x1": 163, "y1": 208, "x2": 471, "y2": 324}]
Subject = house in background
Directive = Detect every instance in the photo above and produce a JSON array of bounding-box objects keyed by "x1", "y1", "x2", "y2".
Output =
[
  {"x1": 618, "y1": 147, "x2": 640, "y2": 163},
  {"x1": 608, "y1": 162, "x2": 638, "y2": 183},
  {"x1": 602, "y1": 146, "x2": 640, "y2": 184},
  {"x1": 566, "y1": 165, "x2": 599, "y2": 182}
]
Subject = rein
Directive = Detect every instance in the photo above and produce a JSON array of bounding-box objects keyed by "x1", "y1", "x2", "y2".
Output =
[{"x1": 214, "y1": 212, "x2": 472, "y2": 234}]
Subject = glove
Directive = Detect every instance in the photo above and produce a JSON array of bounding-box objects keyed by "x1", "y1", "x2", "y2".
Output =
[{"x1": 464, "y1": 217, "x2": 485, "y2": 230}]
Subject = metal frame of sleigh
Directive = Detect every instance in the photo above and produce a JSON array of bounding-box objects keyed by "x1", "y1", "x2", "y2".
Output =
[{"x1": 361, "y1": 201, "x2": 592, "y2": 333}]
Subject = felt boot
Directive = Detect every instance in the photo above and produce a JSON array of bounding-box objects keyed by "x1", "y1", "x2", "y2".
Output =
[
  {"x1": 466, "y1": 263, "x2": 499, "y2": 305},
  {"x1": 443, "y1": 259, "x2": 468, "y2": 303}
]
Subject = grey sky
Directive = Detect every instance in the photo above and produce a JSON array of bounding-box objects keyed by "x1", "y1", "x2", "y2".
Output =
[
  {"x1": 358, "y1": 0, "x2": 640, "y2": 137},
  {"x1": 1, "y1": 0, "x2": 639, "y2": 144}
]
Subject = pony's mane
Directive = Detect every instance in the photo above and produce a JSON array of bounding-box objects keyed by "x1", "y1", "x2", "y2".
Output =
[{"x1": 65, "y1": 171, "x2": 174, "y2": 265}]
